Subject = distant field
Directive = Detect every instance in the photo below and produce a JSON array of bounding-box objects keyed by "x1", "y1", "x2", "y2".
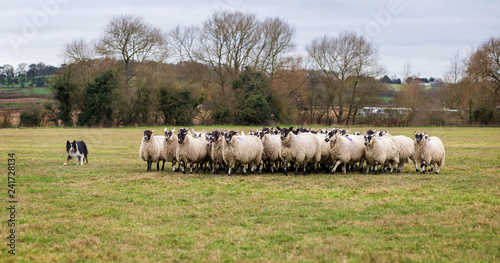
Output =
[{"x1": 0, "y1": 126, "x2": 498, "y2": 262}]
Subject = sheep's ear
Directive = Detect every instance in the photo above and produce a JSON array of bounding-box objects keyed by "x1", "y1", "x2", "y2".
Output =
[
  {"x1": 164, "y1": 127, "x2": 167, "y2": 132},
  {"x1": 235, "y1": 129, "x2": 239, "y2": 133},
  {"x1": 289, "y1": 126, "x2": 293, "y2": 131},
  {"x1": 172, "y1": 127, "x2": 176, "y2": 132},
  {"x1": 345, "y1": 129, "x2": 351, "y2": 135},
  {"x1": 143, "y1": 130, "x2": 145, "y2": 132}
]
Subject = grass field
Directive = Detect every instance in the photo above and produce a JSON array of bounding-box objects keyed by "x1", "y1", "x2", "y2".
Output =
[{"x1": 0, "y1": 126, "x2": 499, "y2": 262}]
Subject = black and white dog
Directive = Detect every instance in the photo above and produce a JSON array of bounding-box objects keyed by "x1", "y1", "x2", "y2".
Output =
[{"x1": 64, "y1": 140, "x2": 89, "y2": 165}]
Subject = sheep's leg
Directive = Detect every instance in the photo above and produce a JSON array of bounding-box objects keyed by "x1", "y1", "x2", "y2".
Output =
[
  {"x1": 181, "y1": 161, "x2": 186, "y2": 174},
  {"x1": 414, "y1": 160, "x2": 420, "y2": 172},
  {"x1": 147, "y1": 160, "x2": 152, "y2": 172},
  {"x1": 436, "y1": 163, "x2": 441, "y2": 174},
  {"x1": 227, "y1": 164, "x2": 232, "y2": 176},
  {"x1": 420, "y1": 162, "x2": 426, "y2": 174},
  {"x1": 302, "y1": 163, "x2": 307, "y2": 175},
  {"x1": 283, "y1": 160, "x2": 288, "y2": 176},
  {"x1": 172, "y1": 161, "x2": 177, "y2": 172},
  {"x1": 295, "y1": 163, "x2": 299, "y2": 175},
  {"x1": 331, "y1": 160, "x2": 342, "y2": 174},
  {"x1": 342, "y1": 163, "x2": 347, "y2": 174},
  {"x1": 190, "y1": 163, "x2": 194, "y2": 174}
]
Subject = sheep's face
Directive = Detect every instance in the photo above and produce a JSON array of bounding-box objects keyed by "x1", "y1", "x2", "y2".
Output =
[
  {"x1": 280, "y1": 127, "x2": 293, "y2": 141},
  {"x1": 325, "y1": 129, "x2": 341, "y2": 143},
  {"x1": 205, "y1": 133, "x2": 213, "y2": 146},
  {"x1": 143, "y1": 130, "x2": 154, "y2": 141},
  {"x1": 224, "y1": 131, "x2": 238, "y2": 144},
  {"x1": 165, "y1": 128, "x2": 175, "y2": 141},
  {"x1": 212, "y1": 130, "x2": 221, "y2": 142},
  {"x1": 414, "y1": 132, "x2": 426, "y2": 143},
  {"x1": 178, "y1": 128, "x2": 189, "y2": 144},
  {"x1": 364, "y1": 130, "x2": 377, "y2": 146}
]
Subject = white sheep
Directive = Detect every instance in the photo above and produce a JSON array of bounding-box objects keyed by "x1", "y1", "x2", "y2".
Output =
[
  {"x1": 258, "y1": 130, "x2": 282, "y2": 173},
  {"x1": 311, "y1": 133, "x2": 333, "y2": 172},
  {"x1": 207, "y1": 130, "x2": 226, "y2": 174},
  {"x1": 162, "y1": 127, "x2": 179, "y2": 172},
  {"x1": 176, "y1": 127, "x2": 209, "y2": 174},
  {"x1": 222, "y1": 131, "x2": 263, "y2": 176},
  {"x1": 139, "y1": 130, "x2": 162, "y2": 172},
  {"x1": 414, "y1": 132, "x2": 446, "y2": 174},
  {"x1": 364, "y1": 129, "x2": 399, "y2": 174},
  {"x1": 392, "y1": 134, "x2": 415, "y2": 173},
  {"x1": 325, "y1": 129, "x2": 365, "y2": 174},
  {"x1": 279, "y1": 127, "x2": 321, "y2": 176}
]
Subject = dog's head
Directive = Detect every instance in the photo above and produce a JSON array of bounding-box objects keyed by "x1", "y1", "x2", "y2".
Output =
[{"x1": 66, "y1": 140, "x2": 77, "y2": 153}]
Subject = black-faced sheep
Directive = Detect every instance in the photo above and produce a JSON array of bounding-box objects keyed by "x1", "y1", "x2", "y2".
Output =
[
  {"x1": 258, "y1": 130, "x2": 282, "y2": 173},
  {"x1": 414, "y1": 132, "x2": 445, "y2": 174},
  {"x1": 176, "y1": 127, "x2": 209, "y2": 174},
  {"x1": 325, "y1": 129, "x2": 365, "y2": 174},
  {"x1": 222, "y1": 131, "x2": 263, "y2": 176},
  {"x1": 207, "y1": 130, "x2": 226, "y2": 174},
  {"x1": 279, "y1": 127, "x2": 320, "y2": 176},
  {"x1": 364, "y1": 130, "x2": 399, "y2": 174},
  {"x1": 139, "y1": 130, "x2": 162, "y2": 172},
  {"x1": 163, "y1": 127, "x2": 179, "y2": 172}
]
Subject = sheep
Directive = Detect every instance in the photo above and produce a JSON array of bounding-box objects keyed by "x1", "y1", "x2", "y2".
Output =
[
  {"x1": 207, "y1": 130, "x2": 226, "y2": 174},
  {"x1": 162, "y1": 127, "x2": 179, "y2": 172},
  {"x1": 222, "y1": 131, "x2": 263, "y2": 176},
  {"x1": 176, "y1": 127, "x2": 210, "y2": 174},
  {"x1": 139, "y1": 130, "x2": 162, "y2": 172},
  {"x1": 325, "y1": 129, "x2": 365, "y2": 174},
  {"x1": 392, "y1": 134, "x2": 415, "y2": 173},
  {"x1": 257, "y1": 130, "x2": 282, "y2": 173},
  {"x1": 363, "y1": 129, "x2": 399, "y2": 174},
  {"x1": 414, "y1": 132, "x2": 446, "y2": 174},
  {"x1": 315, "y1": 132, "x2": 333, "y2": 171},
  {"x1": 279, "y1": 127, "x2": 321, "y2": 176}
]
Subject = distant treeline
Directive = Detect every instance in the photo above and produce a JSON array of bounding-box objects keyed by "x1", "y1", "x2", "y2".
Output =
[{"x1": 0, "y1": 62, "x2": 59, "y2": 87}]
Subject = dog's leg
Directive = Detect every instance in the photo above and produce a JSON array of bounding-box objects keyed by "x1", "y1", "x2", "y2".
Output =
[
  {"x1": 80, "y1": 156, "x2": 84, "y2": 165},
  {"x1": 63, "y1": 157, "x2": 71, "y2": 165}
]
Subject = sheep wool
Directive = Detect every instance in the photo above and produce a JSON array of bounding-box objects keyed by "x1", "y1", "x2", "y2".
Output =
[
  {"x1": 393, "y1": 135, "x2": 415, "y2": 173},
  {"x1": 223, "y1": 131, "x2": 263, "y2": 176},
  {"x1": 414, "y1": 132, "x2": 445, "y2": 174},
  {"x1": 139, "y1": 130, "x2": 162, "y2": 172}
]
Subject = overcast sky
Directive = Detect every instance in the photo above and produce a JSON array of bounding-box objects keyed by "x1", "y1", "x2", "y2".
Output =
[{"x1": 1, "y1": 0, "x2": 499, "y2": 79}]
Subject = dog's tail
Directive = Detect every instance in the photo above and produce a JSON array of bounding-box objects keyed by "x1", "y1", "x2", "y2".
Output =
[{"x1": 81, "y1": 141, "x2": 89, "y2": 163}]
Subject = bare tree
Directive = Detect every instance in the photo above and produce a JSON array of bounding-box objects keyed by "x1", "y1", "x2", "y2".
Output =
[
  {"x1": 61, "y1": 39, "x2": 96, "y2": 65},
  {"x1": 169, "y1": 11, "x2": 296, "y2": 98},
  {"x1": 306, "y1": 32, "x2": 384, "y2": 124},
  {"x1": 464, "y1": 36, "x2": 500, "y2": 108},
  {"x1": 17, "y1": 63, "x2": 28, "y2": 77},
  {"x1": 252, "y1": 17, "x2": 296, "y2": 78},
  {"x1": 96, "y1": 15, "x2": 168, "y2": 71}
]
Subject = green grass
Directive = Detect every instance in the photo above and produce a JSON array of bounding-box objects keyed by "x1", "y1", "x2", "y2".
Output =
[{"x1": 0, "y1": 126, "x2": 499, "y2": 262}]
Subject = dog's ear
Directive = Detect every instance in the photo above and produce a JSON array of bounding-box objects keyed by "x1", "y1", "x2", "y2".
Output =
[{"x1": 72, "y1": 140, "x2": 76, "y2": 144}]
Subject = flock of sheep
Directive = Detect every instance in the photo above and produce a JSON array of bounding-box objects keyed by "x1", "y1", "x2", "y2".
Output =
[{"x1": 139, "y1": 126, "x2": 446, "y2": 176}]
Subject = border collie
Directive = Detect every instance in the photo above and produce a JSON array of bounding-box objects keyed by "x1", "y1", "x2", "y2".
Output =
[{"x1": 64, "y1": 140, "x2": 89, "y2": 165}]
